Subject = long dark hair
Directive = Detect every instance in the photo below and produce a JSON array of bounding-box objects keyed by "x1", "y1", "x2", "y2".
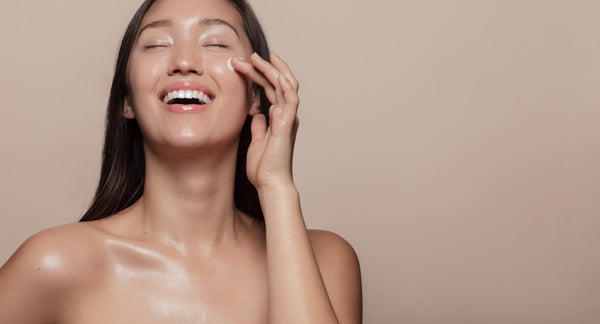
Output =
[{"x1": 80, "y1": 0, "x2": 270, "y2": 222}]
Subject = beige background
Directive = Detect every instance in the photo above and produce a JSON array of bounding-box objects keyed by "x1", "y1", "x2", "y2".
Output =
[{"x1": 1, "y1": 0, "x2": 599, "y2": 323}]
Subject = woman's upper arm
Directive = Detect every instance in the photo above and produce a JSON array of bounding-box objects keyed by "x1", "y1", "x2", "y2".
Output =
[
  {"x1": 0, "y1": 228, "x2": 80, "y2": 324},
  {"x1": 309, "y1": 229, "x2": 363, "y2": 324}
]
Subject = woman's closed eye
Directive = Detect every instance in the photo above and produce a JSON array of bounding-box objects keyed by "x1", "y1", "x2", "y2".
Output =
[
  {"x1": 144, "y1": 43, "x2": 170, "y2": 50},
  {"x1": 204, "y1": 43, "x2": 229, "y2": 49}
]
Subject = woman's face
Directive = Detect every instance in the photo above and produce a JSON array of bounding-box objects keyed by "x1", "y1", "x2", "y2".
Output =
[{"x1": 126, "y1": 0, "x2": 256, "y2": 152}]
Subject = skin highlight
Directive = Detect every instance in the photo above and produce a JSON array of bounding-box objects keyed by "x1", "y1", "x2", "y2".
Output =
[{"x1": 0, "y1": 0, "x2": 362, "y2": 323}]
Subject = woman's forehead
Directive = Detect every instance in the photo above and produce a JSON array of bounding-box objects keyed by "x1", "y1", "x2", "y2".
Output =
[{"x1": 141, "y1": 0, "x2": 244, "y2": 32}]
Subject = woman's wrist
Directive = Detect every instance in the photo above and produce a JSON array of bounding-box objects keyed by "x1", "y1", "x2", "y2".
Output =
[{"x1": 256, "y1": 180, "x2": 298, "y2": 199}]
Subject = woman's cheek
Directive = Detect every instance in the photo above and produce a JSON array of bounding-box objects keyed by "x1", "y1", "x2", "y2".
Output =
[
  {"x1": 203, "y1": 53, "x2": 248, "y2": 100},
  {"x1": 203, "y1": 53, "x2": 237, "y2": 76},
  {"x1": 128, "y1": 55, "x2": 167, "y2": 98}
]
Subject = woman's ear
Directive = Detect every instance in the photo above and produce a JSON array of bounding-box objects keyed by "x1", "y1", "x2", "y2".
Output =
[
  {"x1": 248, "y1": 87, "x2": 261, "y2": 116},
  {"x1": 123, "y1": 97, "x2": 136, "y2": 119}
]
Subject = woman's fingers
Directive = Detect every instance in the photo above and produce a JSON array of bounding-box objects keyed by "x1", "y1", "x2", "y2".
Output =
[
  {"x1": 269, "y1": 53, "x2": 297, "y2": 113},
  {"x1": 233, "y1": 53, "x2": 299, "y2": 106},
  {"x1": 250, "y1": 53, "x2": 285, "y2": 93},
  {"x1": 231, "y1": 57, "x2": 277, "y2": 103},
  {"x1": 271, "y1": 52, "x2": 299, "y2": 92},
  {"x1": 275, "y1": 76, "x2": 285, "y2": 107},
  {"x1": 233, "y1": 53, "x2": 300, "y2": 132},
  {"x1": 250, "y1": 113, "x2": 267, "y2": 143},
  {"x1": 278, "y1": 73, "x2": 300, "y2": 121}
]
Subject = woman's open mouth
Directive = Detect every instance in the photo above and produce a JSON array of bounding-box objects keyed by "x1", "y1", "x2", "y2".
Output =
[
  {"x1": 162, "y1": 90, "x2": 214, "y2": 105},
  {"x1": 160, "y1": 89, "x2": 215, "y2": 112}
]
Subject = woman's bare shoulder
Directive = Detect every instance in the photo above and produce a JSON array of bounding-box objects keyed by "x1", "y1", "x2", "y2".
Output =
[
  {"x1": 308, "y1": 229, "x2": 362, "y2": 323},
  {"x1": 0, "y1": 222, "x2": 105, "y2": 322},
  {"x1": 308, "y1": 229, "x2": 360, "y2": 266},
  {"x1": 1, "y1": 222, "x2": 103, "y2": 278}
]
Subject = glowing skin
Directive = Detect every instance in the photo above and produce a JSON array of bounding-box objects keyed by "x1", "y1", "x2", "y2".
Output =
[
  {"x1": 125, "y1": 5, "x2": 257, "y2": 150},
  {"x1": 0, "y1": 0, "x2": 362, "y2": 323}
]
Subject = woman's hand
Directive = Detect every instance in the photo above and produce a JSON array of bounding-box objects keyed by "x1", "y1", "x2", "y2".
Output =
[
  {"x1": 233, "y1": 53, "x2": 360, "y2": 324},
  {"x1": 231, "y1": 52, "x2": 300, "y2": 191}
]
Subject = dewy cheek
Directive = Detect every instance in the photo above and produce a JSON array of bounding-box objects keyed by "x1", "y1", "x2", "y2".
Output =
[
  {"x1": 211, "y1": 56, "x2": 235, "y2": 75},
  {"x1": 207, "y1": 54, "x2": 247, "y2": 76}
]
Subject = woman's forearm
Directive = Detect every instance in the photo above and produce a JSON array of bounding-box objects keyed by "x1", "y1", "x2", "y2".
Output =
[{"x1": 258, "y1": 183, "x2": 339, "y2": 324}]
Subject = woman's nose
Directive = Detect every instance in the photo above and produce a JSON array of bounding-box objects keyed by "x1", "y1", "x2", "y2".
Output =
[{"x1": 168, "y1": 44, "x2": 203, "y2": 76}]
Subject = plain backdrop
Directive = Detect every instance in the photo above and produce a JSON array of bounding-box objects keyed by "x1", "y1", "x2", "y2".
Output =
[{"x1": 1, "y1": 0, "x2": 599, "y2": 323}]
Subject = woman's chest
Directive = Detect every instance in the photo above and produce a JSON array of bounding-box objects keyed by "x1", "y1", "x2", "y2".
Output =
[{"x1": 58, "y1": 246, "x2": 269, "y2": 323}]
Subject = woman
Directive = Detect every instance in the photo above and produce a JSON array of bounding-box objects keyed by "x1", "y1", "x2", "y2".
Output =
[{"x1": 0, "y1": 0, "x2": 362, "y2": 323}]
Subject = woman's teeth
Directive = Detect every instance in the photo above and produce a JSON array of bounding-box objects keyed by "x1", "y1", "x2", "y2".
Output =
[{"x1": 162, "y1": 90, "x2": 213, "y2": 104}]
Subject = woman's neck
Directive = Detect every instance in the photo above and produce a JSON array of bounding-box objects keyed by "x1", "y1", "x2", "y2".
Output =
[{"x1": 131, "y1": 142, "x2": 251, "y2": 254}]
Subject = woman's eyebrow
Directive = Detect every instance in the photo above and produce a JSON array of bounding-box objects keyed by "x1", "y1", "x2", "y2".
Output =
[
  {"x1": 199, "y1": 18, "x2": 241, "y2": 39},
  {"x1": 137, "y1": 18, "x2": 240, "y2": 39},
  {"x1": 138, "y1": 20, "x2": 173, "y2": 37}
]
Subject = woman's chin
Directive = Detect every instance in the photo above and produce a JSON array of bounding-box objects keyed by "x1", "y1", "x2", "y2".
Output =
[{"x1": 145, "y1": 132, "x2": 240, "y2": 156}]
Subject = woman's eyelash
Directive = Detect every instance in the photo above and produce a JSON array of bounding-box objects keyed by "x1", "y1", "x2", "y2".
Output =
[
  {"x1": 144, "y1": 44, "x2": 167, "y2": 49},
  {"x1": 143, "y1": 44, "x2": 228, "y2": 49}
]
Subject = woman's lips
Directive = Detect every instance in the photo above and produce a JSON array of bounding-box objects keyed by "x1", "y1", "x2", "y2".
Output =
[
  {"x1": 159, "y1": 81, "x2": 215, "y2": 113},
  {"x1": 161, "y1": 89, "x2": 213, "y2": 105},
  {"x1": 161, "y1": 100, "x2": 213, "y2": 113}
]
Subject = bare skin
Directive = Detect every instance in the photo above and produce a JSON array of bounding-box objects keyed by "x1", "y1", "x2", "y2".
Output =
[
  {"x1": 0, "y1": 214, "x2": 360, "y2": 323},
  {"x1": 0, "y1": 0, "x2": 362, "y2": 323}
]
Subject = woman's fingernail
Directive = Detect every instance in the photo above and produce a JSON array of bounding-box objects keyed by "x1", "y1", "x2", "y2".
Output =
[{"x1": 280, "y1": 73, "x2": 287, "y2": 82}]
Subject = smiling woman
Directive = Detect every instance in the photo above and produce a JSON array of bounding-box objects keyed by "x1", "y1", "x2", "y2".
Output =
[{"x1": 0, "y1": 0, "x2": 362, "y2": 323}]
